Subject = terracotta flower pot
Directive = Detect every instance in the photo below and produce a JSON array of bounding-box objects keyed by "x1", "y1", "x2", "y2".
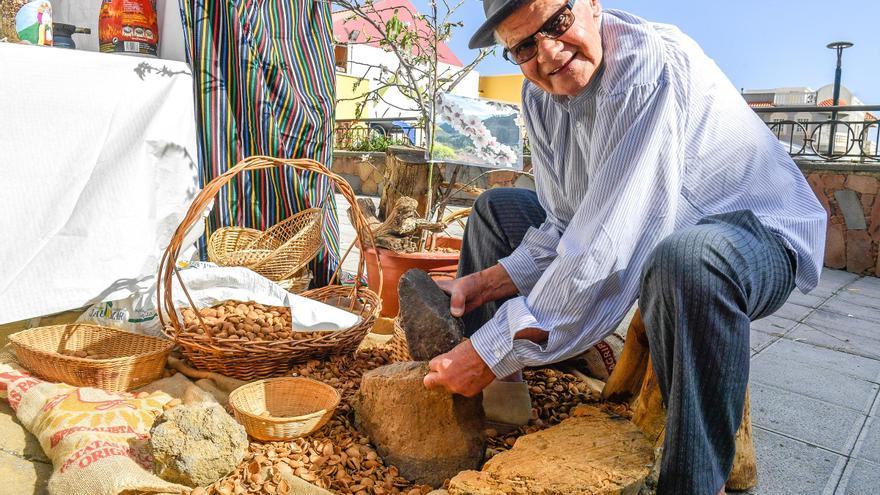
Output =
[{"x1": 363, "y1": 236, "x2": 462, "y2": 317}]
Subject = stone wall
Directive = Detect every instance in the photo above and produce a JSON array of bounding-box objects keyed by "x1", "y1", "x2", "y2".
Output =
[{"x1": 801, "y1": 163, "x2": 880, "y2": 276}]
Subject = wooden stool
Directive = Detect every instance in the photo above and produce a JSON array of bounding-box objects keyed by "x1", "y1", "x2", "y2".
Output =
[{"x1": 602, "y1": 310, "x2": 757, "y2": 491}]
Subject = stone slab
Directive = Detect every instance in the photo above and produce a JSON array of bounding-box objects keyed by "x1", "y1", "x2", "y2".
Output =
[
  {"x1": 786, "y1": 289, "x2": 827, "y2": 309},
  {"x1": 750, "y1": 382, "x2": 865, "y2": 454},
  {"x1": 835, "y1": 459, "x2": 880, "y2": 495},
  {"x1": 852, "y1": 413, "x2": 880, "y2": 465},
  {"x1": 750, "y1": 329, "x2": 776, "y2": 356},
  {"x1": 750, "y1": 315, "x2": 799, "y2": 335},
  {"x1": 787, "y1": 324, "x2": 880, "y2": 362},
  {"x1": 835, "y1": 189, "x2": 868, "y2": 230},
  {"x1": 771, "y1": 302, "x2": 814, "y2": 322},
  {"x1": 835, "y1": 290, "x2": 880, "y2": 311},
  {"x1": 815, "y1": 269, "x2": 861, "y2": 294},
  {"x1": 754, "y1": 338, "x2": 880, "y2": 383},
  {"x1": 750, "y1": 342, "x2": 878, "y2": 413},
  {"x1": 797, "y1": 311, "x2": 880, "y2": 360},
  {"x1": 822, "y1": 296, "x2": 880, "y2": 323},
  {"x1": 0, "y1": 450, "x2": 51, "y2": 495},
  {"x1": 746, "y1": 427, "x2": 845, "y2": 495},
  {"x1": 846, "y1": 276, "x2": 880, "y2": 298},
  {"x1": 0, "y1": 402, "x2": 49, "y2": 463}
]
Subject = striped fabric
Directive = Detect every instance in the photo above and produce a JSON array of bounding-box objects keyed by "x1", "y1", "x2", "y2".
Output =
[
  {"x1": 178, "y1": 0, "x2": 340, "y2": 285},
  {"x1": 469, "y1": 9, "x2": 828, "y2": 378}
]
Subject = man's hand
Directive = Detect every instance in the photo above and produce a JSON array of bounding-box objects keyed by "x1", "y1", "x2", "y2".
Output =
[
  {"x1": 435, "y1": 264, "x2": 519, "y2": 317},
  {"x1": 423, "y1": 340, "x2": 496, "y2": 397}
]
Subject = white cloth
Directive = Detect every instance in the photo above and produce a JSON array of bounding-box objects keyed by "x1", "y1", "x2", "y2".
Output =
[
  {"x1": 0, "y1": 43, "x2": 199, "y2": 324},
  {"x1": 470, "y1": 10, "x2": 827, "y2": 378}
]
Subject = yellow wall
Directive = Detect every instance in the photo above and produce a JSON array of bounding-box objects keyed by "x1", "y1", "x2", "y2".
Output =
[
  {"x1": 478, "y1": 74, "x2": 525, "y2": 106},
  {"x1": 335, "y1": 73, "x2": 371, "y2": 120}
]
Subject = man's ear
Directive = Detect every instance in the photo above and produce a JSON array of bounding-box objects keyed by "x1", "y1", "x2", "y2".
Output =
[{"x1": 590, "y1": 0, "x2": 602, "y2": 17}]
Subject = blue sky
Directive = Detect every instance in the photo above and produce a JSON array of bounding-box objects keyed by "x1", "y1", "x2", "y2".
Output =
[{"x1": 410, "y1": 0, "x2": 880, "y2": 104}]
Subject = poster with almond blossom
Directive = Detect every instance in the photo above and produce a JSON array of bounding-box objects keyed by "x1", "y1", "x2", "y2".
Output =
[{"x1": 430, "y1": 92, "x2": 523, "y2": 170}]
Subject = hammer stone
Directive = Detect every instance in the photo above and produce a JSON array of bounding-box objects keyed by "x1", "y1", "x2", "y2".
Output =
[{"x1": 397, "y1": 269, "x2": 464, "y2": 360}]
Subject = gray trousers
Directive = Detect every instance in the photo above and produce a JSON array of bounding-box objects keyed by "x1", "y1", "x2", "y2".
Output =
[{"x1": 459, "y1": 188, "x2": 796, "y2": 495}]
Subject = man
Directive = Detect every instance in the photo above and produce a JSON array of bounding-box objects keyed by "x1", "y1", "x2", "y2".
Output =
[{"x1": 421, "y1": 1, "x2": 827, "y2": 494}]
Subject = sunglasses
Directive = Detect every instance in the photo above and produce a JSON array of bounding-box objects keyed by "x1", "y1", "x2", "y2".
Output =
[{"x1": 502, "y1": 0, "x2": 577, "y2": 66}]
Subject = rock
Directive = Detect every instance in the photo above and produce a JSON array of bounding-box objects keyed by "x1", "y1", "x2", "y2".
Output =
[
  {"x1": 448, "y1": 405, "x2": 652, "y2": 495},
  {"x1": 354, "y1": 362, "x2": 484, "y2": 487},
  {"x1": 398, "y1": 269, "x2": 464, "y2": 360},
  {"x1": 149, "y1": 404, "x2": 247, "y2": 487}
]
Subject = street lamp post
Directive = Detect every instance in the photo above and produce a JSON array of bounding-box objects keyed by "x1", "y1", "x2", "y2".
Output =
[{"x1": 826, "y1": 41, "x2": 853, "y2": 156}]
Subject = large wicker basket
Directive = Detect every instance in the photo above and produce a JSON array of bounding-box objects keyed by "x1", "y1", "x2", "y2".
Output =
[
  {"x1": 229, "y1": 377, "x2": 339, "y2": 441},
  {"x1": 207, "y1": 207, "x2": 323, "y2": 281},
  {"x1": 9, "y1": 324, "x2": 173, "y2": 392},
  {"x1": 159, "y1": 157, "x2": 382, "y2": 380}
]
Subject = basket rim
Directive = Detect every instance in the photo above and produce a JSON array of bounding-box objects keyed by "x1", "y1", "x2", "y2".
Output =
[
  {"x1": 228, "y1": 376, "x2": 341, "y2": 425},
  {"x1": 9, "y1": 323, "x2": 174, "y2": 363}
]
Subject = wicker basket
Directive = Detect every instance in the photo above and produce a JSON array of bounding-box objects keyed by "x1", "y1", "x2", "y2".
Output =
[
  {"x1": 159, "y1": 157, "x2": 383, "y2": 380},
  {"x1": 277, "y1": 268, "x2": 312, "y2": 293},
  {"x1": 207, "y1": 207, "x2": 323, "y2": 281},
  {"x1": 9, "y1": 324, "x2": 173, "y2": 392},
  {"x1": 229, "y1": 377, "x2": 339, "y2": 441},
  {"x1": 387, "y1": 318, "x2": 413, "y2": 362}
]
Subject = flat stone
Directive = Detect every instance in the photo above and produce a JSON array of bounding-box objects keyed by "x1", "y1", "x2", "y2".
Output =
[
  {"x1": 846, "y1": 231, "x2": 873, "y2": 273},
  {"x1": 847, "y1": 276, "x2": 880, "y2": 297},
  {"x1": 750, "y1": 341, "x2": 878, "y2": 413},
  {"x1": 354, "y1": 362, "x2": 484, "y2": 487},
  {"x1": 0, "y1": 401, "x2": 49, "y2": 463},
  {"x1": 845, "y1": 174, "x2": 879, "y2": 195},
  {"x1": 747, "y1": 427, "x2": 845, "y2": 495},
  {"x1": 815, "y1": 269, "x2": 861, "y2": 293},
  {"x1": 836, "y1": 289, "x2": 880, "y2": 311},
  {"x1": 786, "y1": 289, "x2": 827, "y2": 309},
  {"x1": 757, "y1": 337, "x2": 880, "y2": 382},
  {"x1": 822, "y1": 295, "x2": 880, "y2": 323},
  {"x1": 870, "y1": 194, "x2": 880, "y2": 240},
  {"x1": 750, "y1": 315, "x2": 798, "y2": 335},
  {"x1": 836, "y1": 459, "x2": 880, "y2": 495},
  {"x1": 750, "y1": 329, "x2": 776, "y2": 356},
  {"x1": 836, "y1": 189, "x2": 868, "y2": 230},
  {"x1": 397, "y1": 269, "x2": 464, "y2": 361},
  {"x1": 824, "y1": 223, "x2": 847, "y2": 269},
  {"x1": 770, "y1": 302, "x2": 813, "y2": 322},
  {"x1": 448, "y1": 405, "x2": 652, "y2": 495},
  {"x1": 749, "y1": 382, "x2": 864, "y2": 454},
  {"x1": 853, "y1": 413, "x2": 880, "y2": 464},
  {"x1": 786, "y1": 324, "x2": 880, "y2": 361},
  {"x1": 0, "y1": 450, "x2": 51, "y2": 495}
]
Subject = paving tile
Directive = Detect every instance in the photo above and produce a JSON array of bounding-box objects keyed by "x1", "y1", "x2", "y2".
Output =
[
  {"x1": 754, "y1": 338, "x2": 880, "y2": 383},
  {"x1": 816, "y1": 269, "x2": 861, "y2": 292},
  {"x1": 750, "y1": 382, "x2": 865, "y2": 454},
  {"x1": 751, "y1": 328, "x2": 777, "y2": 356},
  {"x1": 0, "y1": 450, "x2": 50, "y2": 495},
  {"x1": 747, "y1": 427, "x2": 845, "y2": 495},
  {"x1": 846, "y1": 277, "x2": 880, "y2": 298},
  {"x1": 821, "y1": 296, "x2": 880, "y2": 323},
  {"x1": 751, "y1": 315, "x2": 799, "y2": 335},
  {"x1": 787, "y1": 324, "x2": 880, "y2": 362},
  {"x1": 835, "y1": 290, "x2": 880, "y2": 311},
  {"x1": 852, "y1": 413, "x2": 880, "y2": 464},
  {"x1": 787, "y1": 289, "x2": 828, "y2": 309},
  {"x1": 798, "y1": 310, "x2": 880, "y2": 359},
  {"x1": 835, "y1": 458, "x2": 880, "y2": 495},
  {"x1": 751, "y1": 343, "x2": 879, "y2": 413},
  {"x1": 771, "y1": 302, "x2": 814, "y2": 322}
]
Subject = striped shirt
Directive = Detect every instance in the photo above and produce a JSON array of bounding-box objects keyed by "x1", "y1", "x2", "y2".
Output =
[{"x1": 470, "y1": 9, "x2": 828, "y2": 378}]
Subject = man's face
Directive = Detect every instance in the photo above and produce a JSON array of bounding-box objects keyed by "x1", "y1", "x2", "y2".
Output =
[{"x1": 496, "y1": 0, "x2": 603, "y2": 97}]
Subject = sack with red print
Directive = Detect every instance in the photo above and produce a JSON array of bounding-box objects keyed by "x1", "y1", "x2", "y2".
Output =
[{"x1": 0, "y1": 348, "x2": 187, "y2": 495}]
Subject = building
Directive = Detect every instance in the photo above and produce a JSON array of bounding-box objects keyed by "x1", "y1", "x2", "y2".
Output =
[
  {"x1": 742, "y1": 85, "x2": 877, "y2": 158},
  {"x1": 331, "y1": 0, "x2": 480, "y2": 136}
]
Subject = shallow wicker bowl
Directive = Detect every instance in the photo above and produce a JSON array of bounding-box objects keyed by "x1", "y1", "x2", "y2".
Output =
[
  {"x1": 9, "y1": 324, "x2": 173, "y2": 392},
  {"x1": 229, "y1": 377, "x2": 340, "y2": 441}
]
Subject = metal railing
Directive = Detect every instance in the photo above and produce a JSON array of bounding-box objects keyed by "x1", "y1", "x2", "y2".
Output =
[
  {"x1": 753, "y1": 105, "x2": 880, "y2": 163},
  {"x1": 334, "y1": 118, "x2": 419, "y2": 150}
]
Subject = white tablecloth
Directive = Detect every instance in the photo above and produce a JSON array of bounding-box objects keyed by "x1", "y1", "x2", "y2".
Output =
[{"x1": 0, "y1": 43, "x2": 200, "y2": 324}]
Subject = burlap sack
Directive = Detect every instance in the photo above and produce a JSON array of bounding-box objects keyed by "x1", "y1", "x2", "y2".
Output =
[
  {"x1": 0, "y1": 349, "x2": 188, "y2": 495},
  {"x1": 577, "y1": 304, "x2": 637, "y2": 380}
]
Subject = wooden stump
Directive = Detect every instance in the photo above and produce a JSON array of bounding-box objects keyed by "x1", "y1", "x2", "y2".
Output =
[
  {"x1": 379, "y1": 146, "x2": 442, "y2": 220},
  {"x1": 603, "y1": 309, "x2": 758, "y2": 491}
]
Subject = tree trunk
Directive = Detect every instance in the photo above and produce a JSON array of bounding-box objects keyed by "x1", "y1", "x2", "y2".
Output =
[
  {"x1": 602, "y1": 309, "x2": 758, "y2": 491},
  {"x1": 380, "y1": 146, "x2": 442, "y2": 221}
]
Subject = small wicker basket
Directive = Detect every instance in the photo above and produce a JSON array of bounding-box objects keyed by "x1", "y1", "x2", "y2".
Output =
[
  {"x1": 207, "y1": 207, "x2": 323, "y2": 282},
  {"x1": 387, "y1": 318, "x2": 413, "y2": 362},
  {"x1": 159, "y1": 157, "x2": 383, "y2": 380},
  {"x1": 9, "y1": 324, "x2": 173, "y2": 392},
  {"x1": 229, "y1": 377, "x2": 340, "y2": 441}
]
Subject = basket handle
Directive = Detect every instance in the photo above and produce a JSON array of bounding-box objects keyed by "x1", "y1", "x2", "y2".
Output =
[{"x1": 158, "y1": 156, "x2": 382, "y2": 341}]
